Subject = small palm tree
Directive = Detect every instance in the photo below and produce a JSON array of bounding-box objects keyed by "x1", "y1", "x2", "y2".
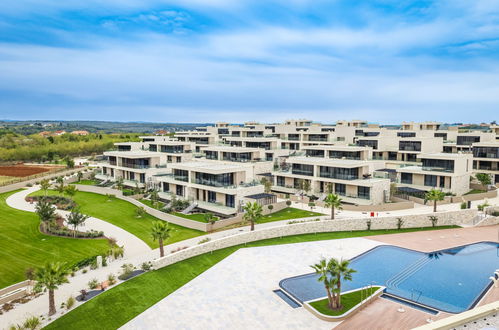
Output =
[
  {"x1": 324, "y1": 193, "x2": 343, "y2": 219},
  {"x1": 56, "y1": 179, "x2": 65, "y2": 196},
  {"x1": 333, "y1": 259, "x2": 357, "y2": 309},
  {"x1": 425, "y1": 189, "x2": 445, "y2": 212},
  {"x1": 311, "y1": 258, "x2": 337, "y2": 309},
  {"x1": 150, "y1": 189, "x2": 159, "y2": 208},
  {"x1": 40, "y1": 179, "x2": 50, "y2": 196},
  {"x1": 151, "y1": 221, "x2": 171, "y2": 257},
  {"x1": 34, "y1": 262, "x2": 69, "y2": 316},
  {"x1": 242, "y1": 202, "x2": 263, "y2": 231},
  {"x1": 77, "y1": 171, "x2": 83, "y2": 182},
  {"x1": 116, "y1": 177, "x2": 124, "y2": 191},
  {"x1": 66, "y1": 207, "x2": 89, "y2": 237},
  {"x1": 35, "y1": 200, "x2": 56, "y2": 223},
  {"x1": 204, "y1": 212, "x2": 217, "y2": 225}
]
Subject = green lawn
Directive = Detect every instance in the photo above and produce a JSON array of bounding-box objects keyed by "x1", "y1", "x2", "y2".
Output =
[
  {"x1": 171, "y1": 212, "x2": 219, "y2": 223},
  {"x1": 259, "y1": 207, "x2": 324, "y2": 224},
  {"x1": 138, "y1": 199, "x2": 165, "y2": 210},
  {"x1": 74, "y1": 180, "x2": 100, "y2": 185},
  {"x1": 309, "y1": 286, "x2": 381, "y2": 316},
  {"x1": 0, "y1": 190, "x2": 109, "y2": 289},
  {"x1": 30, "y1": 190, "x2": 204, "y2": 248},
  {"x1": 464, "y1": 189, "x2": 487, "y2": 195},
  {"x1": 45, "y1": 226, "x2": 456, "y2": 330}
]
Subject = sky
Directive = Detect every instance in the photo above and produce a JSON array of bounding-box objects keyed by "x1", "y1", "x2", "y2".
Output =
[{"x1": 0, "y1": 0, "x2": 499, "y2": 124}]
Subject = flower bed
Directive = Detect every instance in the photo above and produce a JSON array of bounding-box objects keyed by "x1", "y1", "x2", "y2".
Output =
[{"x1": 26, "y1": 195, "x2": 76, "y2": 210}]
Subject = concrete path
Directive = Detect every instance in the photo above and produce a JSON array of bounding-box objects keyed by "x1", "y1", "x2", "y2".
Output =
[{"x1": 122, "y1": 237, "x2": 384, "y2": 330}]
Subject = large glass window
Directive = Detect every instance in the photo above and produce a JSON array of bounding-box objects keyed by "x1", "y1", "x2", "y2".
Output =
[
  {"x1": 357, "y1": 140, "x2": 378, "y2": 149},
  {"x1": 160, "y1": 145, "x2": 184, "y2": 153},
  {"x1": 457, "y1": 136, "x2": 480, "y2": 145},
  {"x1": 173, "y1": 169, "x2": 188, "y2": 182},
  {"x1": 291, "y1": 164, "x2": 314, "y2": 176},
  {"x1": 357, "y1": 186, "x2": 370, "y2": 199},
  {"x1": 397, "y1": 132, "x2": 416, "y2": 138},
  {"x1": 335, "y1": 183, "x2": 346, "y2": 195},
  {"x1": 222, "y1": 152, "x2": 252, "y2": 162},
  {"x1": 424, "y1": 175, "x2": 437, "y2": 187},
  {"x1": 195, "y1": 172, "x2": 234, "y2": 187},
  {"x1": 401, "y1": 172, "x2": 413, "y2": 184},
  {"x1": 162, "y1": 182, "x2": 169, "y2": 192},
  {"x1": 118, "y1": 145, "x2": 132, "y2": 151},
  {"x1": 225, "y1": 194, "x2": 235, "y2": 208},
  {"x1": 207, "y1": 191, "x2": 216, "y2": 203},
  {"x1": 399, "y1": 141, "x2": 421, "y2": 152},
  {"x1": 205, "y1": 150, "x2": 218, "y2": 160},
  {"x1": 319, "y1": 166, "x2": 359, "y2": 180},
  {"x1": 329, "y1": 151, "x2": 361, "y2": 160},
  {"x1": 276, "y1": 176, "x2": 286, "y2": 187},
  {"x1": 473, "y1": 146, "x2": 499, "y2": 159},
  {"x1": 422, "y1": 158, "x2": 454, "y2": 172},
  {"x1": 306, "y1": 149, "x2": 325, "y2": 157}
]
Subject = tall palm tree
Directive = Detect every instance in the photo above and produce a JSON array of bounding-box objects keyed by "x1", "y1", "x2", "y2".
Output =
[
  {"x1": 332, "y1": 259, "x2": 356, "y2": 309},
  {"x1": 324, "y1": 193, "x2": 343, "y2": 219},
  {"x1": 66, "y1": 207, "x2": 89, "y2": 237},
  {"x1": 310, "y1": 258, "x2": 337, "y2": 309},
  {"x1": 425, "y1": 189, "x2": 446, "y2": 212},
  {"x1": 34, "y1": 262, "x2": 69, "y2": 316},
  {"x1": 40, "y1": 179, "x2": 50, "y2": 197},
  {"x1": 151, "y1": 221, "x2": 171, "y2": 257},
  {"x1": 242, "y1": 202, "x2": 263, "y2": 231}
]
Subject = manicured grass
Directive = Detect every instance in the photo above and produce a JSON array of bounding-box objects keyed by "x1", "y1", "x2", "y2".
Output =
[
  {"x1": 172, "y1": 212, "x2": 219, "y2": 223},
  {"x1": 309, "y1": 286, "x2": 381, "y2": 316},
  {"x1": 30, "y1": 190, "x2": 203, "y2": 248},
  {"x1": 259, "y1": 207, "x2": 324, "y2": 224},
  {"x1": 139, "y1": 198, "x2": 165, "y2": 210},
  {"x1": 464, "y1": 189, "x2": 487, "y2": 195},
  {"x1": 0, "y1": 190, "x2": 109, "y2": 289},
  {"x1": 74, "y1": 179, "x2": 100, "y2": 185},
  {"x1": 45, "y1": 226, "x2": 457, "y2": 330}
]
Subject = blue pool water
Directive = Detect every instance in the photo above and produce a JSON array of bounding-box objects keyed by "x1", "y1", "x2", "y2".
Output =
[{"x1": 279, "y1": 242, "x2": 499, "y2": 313}]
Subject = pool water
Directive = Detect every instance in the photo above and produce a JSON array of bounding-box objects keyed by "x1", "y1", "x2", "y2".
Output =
[{"x1": 279, "y1": 242, "x2": 499, "y2": 313}]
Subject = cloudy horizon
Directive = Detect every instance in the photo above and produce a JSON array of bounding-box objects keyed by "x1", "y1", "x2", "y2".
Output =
[{"x1": 1, "y1": 0, "x2": 499, "y2": 123}]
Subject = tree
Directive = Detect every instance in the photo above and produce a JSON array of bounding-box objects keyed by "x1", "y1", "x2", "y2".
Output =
[
  {"x1": 34, "y1": 262, "x2": 69, "y2": 316},
  {"x1": 428, "y1": 215, "x2": 438, "y2": 227},
  {"x1": 310, "y1": 258, "x2": 338, "y2": 309},
  {"x1": 77, "y1": 171, "x2": 83, "y2": 182},
  {"x1": 66, "y1": 207, "x2": 89, "y2": 237},
  {"x1": 35, "y1": 200, "x2": 56, "y2": 223},
  {"x1": 303, "y1": 180, "x2": 311, "y2": 195},
  {"x1": 242, "y1": 201, "x2": 263, "y2": 231},
  {"x1": 425, "y1": 189, "x2": 446, "y2": 212},
  {"x1": 40, "y1": 179, "x2": 50, "y2": 196},
  {"x1": 204, "y1": 212, "x2": 217, "y2": 225},
  {"x1": 324, "y1": 193, "x2": 343, "y2": 220},
  {"x1": 150, "y1": 189, "x2": 159, "y2": 208},
  {"x1": 332, "y1": 258, "x2": 356, "y2": 309},
  {"x1": 64, "y1": 156, "x2": 75, "y2": 169},
  {"x1": 261, "y1": 178, "x2": 272, "y2": 193},
  {"x1": 55, "y1": 177, "x2": 65, "y2": 196},
  {"x1": 64, "y1": 184, "x2": 78, "y2": 200},
  {"x1": 116, "y1": 177, "x2": 124, "y2": 191},
  {"x1": 396, "y1": 217, "x2": 404, "y2": 230},
  {"x1": 151, "y1": 221, "x2": 171, "y2": 257},
  {"x1": 475, "y1": 173, "x2": 491, "y2": 187}
]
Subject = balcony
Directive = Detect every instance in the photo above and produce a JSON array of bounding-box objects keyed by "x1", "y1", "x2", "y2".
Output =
[
  {"x1": 291, "y1": 169, "x2": 314, "y2": 176},
  {"x1": 319, "y1": 173, "x2": 359, "y2": 180},
  {"x1": 421, "y1": 166, "x2": 453, "y2": 173},
  {"x1": 119, "y1": 164, "x2": 150, "y2": 169}
]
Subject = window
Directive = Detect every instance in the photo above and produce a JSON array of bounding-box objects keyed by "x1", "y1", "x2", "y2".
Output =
[
  {"x1": 173, "y1": 169, "x2": 188, "y2": 182},
  {"x1": 422, "y1": 158, "x2": 454, "y2": 172},
  {"x1": 473, "y1": 146, "x2": 499, "y2": 159},
  {"x1": 207, "y1": 191, "x2": 216, "y2": 203},
  {"x1": 424, "y1": 175, "x2": 437, "y2": 187},
  {"x1": 357, "y1": 186, "x2": 370, "y2": 199},
  {"x1": 329, "y1": 151, "x2": 361, "y2": 160},
  {"x1": 225, "y1": 194, "x2": 235, "y2": 208},
  {"x1": 176, "y1": 185, "x2": 184, "y2": 196},
  {"x1": 292, "y1": 164, "x2": 314, "y2": 176},
  {"x1": 118, "y1": 145, "x2": 132, "y2": 151},
  {"x1": 139, "y1": 173, "x2": 145, "y2": 184},
  {"x1": 276, "y1": 176, "x2": 285, "y2": 187},
  {"x1": 399, "y1": 141, "x2": 421, "y2": 152},
  {"x1": 397, "y1": 132, "x2": 416, "y2": 138},
  {"x1": 319, "y1": 166, "x2": 359, "y2": 180},
  {"x1": 335, "y1": 183, "x2": 346, "y2": 195},
  {"x1": 401, "y1": 173, "x2": 413, "y2": 184},
  {"x1": 457, "y1": 136, "x2": 480, "y2": 145},
  {"x1": 306, "y1": 149, "x2": 325, "y2": 157},
  {"x1": 162, "y1": 182, "x2": 169, "y2": 192},
  {"x1": 357, "y1": 140, "x2": 378, "y2": 149},
  {"x1": 195, "y1": 172, "x2": 234, "y2": 187}
]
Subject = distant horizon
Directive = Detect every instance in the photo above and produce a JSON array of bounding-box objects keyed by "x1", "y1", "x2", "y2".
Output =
[{"x1": 1, "y1": 1, "x2": 499, "y2": 122}]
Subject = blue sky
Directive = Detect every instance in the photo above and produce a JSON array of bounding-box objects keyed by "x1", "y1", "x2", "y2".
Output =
[{"x1": 0, "y1": 0, "x2": 498, "y2": 123}]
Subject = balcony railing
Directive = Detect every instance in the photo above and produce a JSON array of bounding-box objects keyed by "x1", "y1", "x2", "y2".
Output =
[
  {"x1": 119, "y1": 164, "x2": 150, "y2": 169},
  {"x1": 192, "y1": 179, "x2": 260, "y2": 189},
  {"x1": 319, "y1": 173, "x2": 358, "y2": 180},
  {"x1": 422, "y1": 166, "x2": 453, "y2": 173},
  {"x1": 337, "y1": 192, "x2": 370, "y2": 200}
]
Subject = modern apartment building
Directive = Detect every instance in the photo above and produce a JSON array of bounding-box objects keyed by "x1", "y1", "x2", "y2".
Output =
[{"x1": 472, "y1": 142, "x2": 499, "y2": 184}]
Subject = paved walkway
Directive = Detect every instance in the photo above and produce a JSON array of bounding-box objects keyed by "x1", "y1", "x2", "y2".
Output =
[{"x1": 122, "y1": 237, "x2": 384, "y2": 330}]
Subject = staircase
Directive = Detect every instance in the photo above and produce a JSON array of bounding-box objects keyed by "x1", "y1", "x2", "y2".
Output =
[
  {"x1": 181, "y1": 201, "x2": 198, "y2": 214},
  {"x1": 385, "y1": 257, "x2": 433, "y2": 290}
]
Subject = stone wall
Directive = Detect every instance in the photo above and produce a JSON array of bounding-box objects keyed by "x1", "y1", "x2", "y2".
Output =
[{"x1": 152, "y1": 208, "x2": 478, "y2": 269}]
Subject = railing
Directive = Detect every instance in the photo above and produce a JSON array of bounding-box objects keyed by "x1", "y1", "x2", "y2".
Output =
[
  {"x1": 422, "y1": 166, "x2": 453, "y2": 173},
  {"x1": 336, "y1": 192, "x2": 370, "y2": 200},
  {"x1": 192, "y1": 178, "x2": 261, "y2": 189},
  {"x1": 118, "y1": 164, "x2": 150, "y2": 169},
  {"x1": 291, "y1": 169, "x2": 314, "y2": 176},
  {"x1": 319, "y1": 173, "x2": 359, "y2": 180}
]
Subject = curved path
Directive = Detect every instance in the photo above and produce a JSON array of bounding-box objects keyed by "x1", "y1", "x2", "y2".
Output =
[{"x1": 6, "y1": 186, "x2": 151, "y2": 258}]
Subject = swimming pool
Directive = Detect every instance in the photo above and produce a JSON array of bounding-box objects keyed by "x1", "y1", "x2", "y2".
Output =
[{"x1": 279, "y1": 242, "x2": 499, "y2": 313}]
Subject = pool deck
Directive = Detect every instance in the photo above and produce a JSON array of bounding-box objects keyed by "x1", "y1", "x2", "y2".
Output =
[{"x1": 368, "y1": 224, "x2": 499, "y2": 252}]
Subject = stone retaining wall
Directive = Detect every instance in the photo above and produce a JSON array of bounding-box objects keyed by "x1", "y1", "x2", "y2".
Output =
[{"x1": 152, "y1": 208, "x2": 478, "y2": 269}]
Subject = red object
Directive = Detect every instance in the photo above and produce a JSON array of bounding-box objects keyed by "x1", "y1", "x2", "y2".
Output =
[{"x1": 370, "y1": 212, "x2": 374, "y2": 217}]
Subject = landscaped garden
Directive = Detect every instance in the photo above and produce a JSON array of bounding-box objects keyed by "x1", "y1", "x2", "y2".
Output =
[
  {"x1": 309, "y1": 286, "x2": 381, "y2": 316},
  {"x1": 45, "y1": 226, "x2": 456, "y2": 330},
  {"x1": 171, "y1": 212, "x2": 219, "y2": 223},
  {"x1": 29, "y1": 190, "x2": 204, "y2": 248},
  {"x1": 0, "y1": 190, "x2": 109, "y2": 289},
  {"x1": 74, "y1": 179, "x2": 101, "y2": 185},
  {"x1": 259, "y1": 207, "x2": 323, "y2": 224}
]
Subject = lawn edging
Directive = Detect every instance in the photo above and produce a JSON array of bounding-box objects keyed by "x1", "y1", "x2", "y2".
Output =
[{"x1": 303, "y1": 286, "x2": 384, "y2": 321}]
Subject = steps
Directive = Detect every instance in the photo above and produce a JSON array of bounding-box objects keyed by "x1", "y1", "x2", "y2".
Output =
[{"x1": 385, "y1": 257, "x2": 433, "y2": 290}]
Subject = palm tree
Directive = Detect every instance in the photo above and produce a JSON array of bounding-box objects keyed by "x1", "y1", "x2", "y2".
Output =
[
  {"x1": 324, "y1": 193, "x2": 343, "y2": 219},
  {"x1": 204, "y1": 212, "x2": 217, "y2": 225},
  {"x1": 66, "y1": 207, "x2": 89, "y2": 237},
  {"x1": 64, "y1": 185, "x2": 78, "y2": 200},
  {"x1": 34, "y1": 262, "x2": 69, "y2": 316},
  {"x1": 35, "y1": 200, "x2": 56, "y2": 223},
  {"x1": 151, "y1": 221, "x2": 171, "y2": 257},
  {"x1": 150, "y1": 189, "x2": 159, "y2": 208},
  {"x1": 77, "y1": 171, "x2": 83, "y2": 182},
  {"x1": 425, "y1": 189, "x2": 445, "y2": 212},
  {"x1": 310, "y1": 258, "x2": 337, "y2": 309},
  {"x1": 116, "y1": 177, "x2": 124, "y2": 191},
  {"x1": 40, "y1": 179, "x2": 50, "y2": 197},
  {"x1": 332, "y1": 258, "x2": 356, "y2": 309},
  {"x1": 242, "y1": 202, "x2": 263, "y2": 231},
  {"x1": 55, "y1": 177, "x2": 65, "y2": 196}
]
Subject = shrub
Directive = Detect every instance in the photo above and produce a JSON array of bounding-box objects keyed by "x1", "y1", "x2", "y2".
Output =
[
  {"x1": 88, "y1": 278, "x2": 99, "y2": 290},
  {"x1": 460, "y1": 202, "x2": 467, "y2": 209},
  {"x1": 366, "y1": 219, "x2": 372, "y2": 231},
  {"x1": 286, "y1": 200, "x2": 292, "y2": 207},
  {"x1": 18, "y1": 316, "x2": 41, "y2": 330},
  {"x1": 478, "y1": 201, "x2": 490, "y2": 211},
  {"x1": 396, "y1": 217, "x2": 404, "y2": 230},
  {"x1": 82, "y1": 269, "x2": 87, "y2": 274},
  {"x1": 107, "y1": 274, "x2": 117, "y2": 285},
  {"x1": 267, "y1": 204, "x2": 274, "y2": 211},
  {"x1": 288, "y1": 218, "x2": 320, "y2": 224},
  {"x1": 428, "y1": 216, "x2": 438, "y2": 227},
  {"x1": 135, "y1": 207, "x2": 146, "y2": 218},
  {"x1": 118, "y1": 263, "x2": 135, "y2": 280},
  {"x1": 3, "y1": 303, "x2": 13, "y2": 312},
  {"x1": 66, "y1": 296, "x2": 75, "y2": 310},
  {"x1": 26, "y1": 183, "x2": 33, "y2": 187},
  {"x1": 141, "y1": 262, "x2": 153, "y2": 271}
]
